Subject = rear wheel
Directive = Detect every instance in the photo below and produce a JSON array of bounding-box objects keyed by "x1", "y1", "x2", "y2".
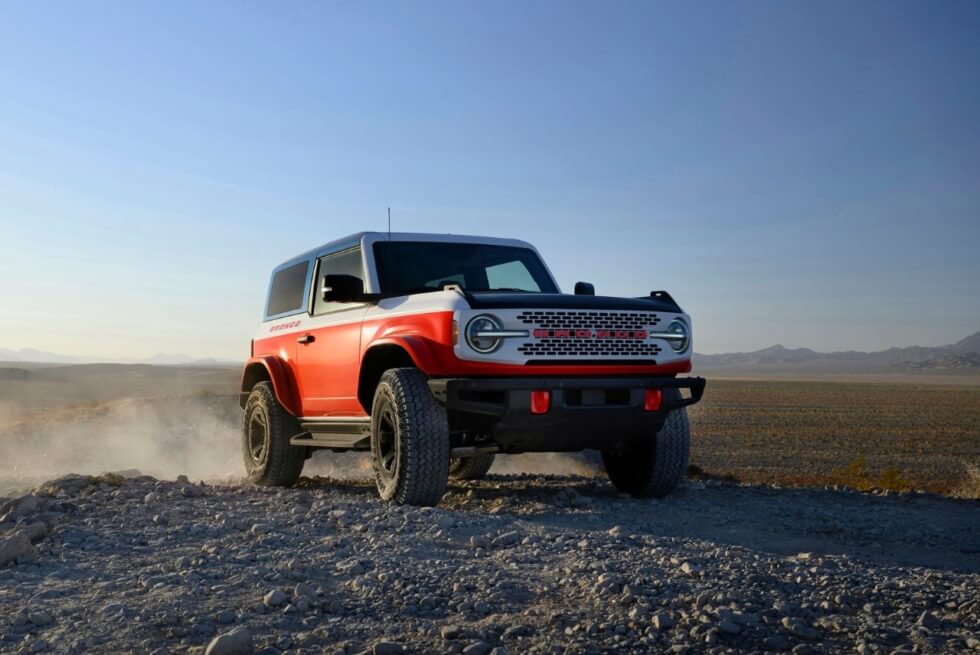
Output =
[
  {"x1": 601, "y1": 393, "x2": 690, "y2": 498},
  {"x1": 449, "y1": 453, "x2": 496, "y2": 480},
  {"x1": 370, "y1": 368, "x2": 450, "y2": 506},
  {"x1": 242, "y1": 381, "x2": 306, "y2": 486}
]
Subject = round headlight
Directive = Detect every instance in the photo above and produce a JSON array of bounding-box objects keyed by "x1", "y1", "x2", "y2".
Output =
[
  {"x1": 466, "y1": 315, "x2": 503, "y2": 353},
  {"x1": 666, "y1": 319, "x2": 689, "y2": 353}
]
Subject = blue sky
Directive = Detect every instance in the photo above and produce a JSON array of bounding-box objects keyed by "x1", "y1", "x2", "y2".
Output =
[{"x1": 1, "y1": 1, "x2": 978, "y2": 360}]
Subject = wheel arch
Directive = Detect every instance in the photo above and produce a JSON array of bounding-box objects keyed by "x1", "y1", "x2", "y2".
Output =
[
  {"x1": 358, "y1": 340, "x2": 432, "y2": 414},
  {"x1": 240, "y1": 355, "x2": 302, "y2": 417}
]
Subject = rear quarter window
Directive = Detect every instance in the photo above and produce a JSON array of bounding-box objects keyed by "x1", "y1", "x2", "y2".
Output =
[{"x1": 265, "y1": 261, "x2": 310, "y2": 318}]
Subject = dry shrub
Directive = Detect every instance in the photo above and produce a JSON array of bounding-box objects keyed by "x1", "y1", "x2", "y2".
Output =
[
  {"x1": 951, "y1": 463, "x2": 980, "y2": 500},
  {"x1": 831, "y1": 455, "x2": 911, "y2": 492}
]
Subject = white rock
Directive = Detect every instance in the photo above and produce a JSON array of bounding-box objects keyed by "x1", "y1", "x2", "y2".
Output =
[
  {"x1": 0, "y1": 531, "x2": 32, "y2": 567},
  {"x1": 205, "y1": 627, "x2": 253, "y2": 655}
]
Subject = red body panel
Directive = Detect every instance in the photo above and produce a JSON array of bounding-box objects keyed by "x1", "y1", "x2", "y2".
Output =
[
  {"x1": 249, "y1": 309, "x2": 692, "y2": 418},
  {"x1": 295, "y1": 309, "x2": 366, "y2": 416}
]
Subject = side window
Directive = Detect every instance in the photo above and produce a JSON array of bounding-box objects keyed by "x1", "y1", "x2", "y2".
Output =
[
  {"x1": 266, "y1": 261, "x2": 310, "y2": 318},
  {"x1": 313, "y1": 248, "x2": 364, "y2": 316},
  {"x1": 486, "y1": 260, "x2": 541, "y2": 292}
]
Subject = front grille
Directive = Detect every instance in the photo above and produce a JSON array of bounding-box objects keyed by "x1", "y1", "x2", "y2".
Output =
[
  {"x1": 514, "y1": 309, "x2": 663, "y2": 360},
  {"x1": 518, "y1": 340, "x2": 662, "y2": 358},
  {"x1": 515, "y1": 310, "x2": 660, "y2": 330}
]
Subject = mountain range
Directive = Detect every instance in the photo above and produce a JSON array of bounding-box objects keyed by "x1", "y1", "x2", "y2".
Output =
[
  {"x1": 3, "y1": 331, "x2": 979, "y2": 373},
  {"x1": 0, "y1": 348, "x2": 235, "y2": 367},
  {"x1": 695, "y1": 331, "x2": 980, "y2": 372}
]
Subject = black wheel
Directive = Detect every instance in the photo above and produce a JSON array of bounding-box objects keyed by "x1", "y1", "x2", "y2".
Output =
[
  {"x1": 601, "y1": 392, "x2": 690, "y2": 498},
  {"x1": 242, "y1": 382, "x2": 306, "y2": 486},
  {"x1": 370, "y1": 368, "x2": 450, "y2": 506},
  {"x1": 449, "y1": 453, "x2": 496, "y2": 480}
]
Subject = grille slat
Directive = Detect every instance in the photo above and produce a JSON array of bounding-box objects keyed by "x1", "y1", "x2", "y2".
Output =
[{"x1": 516, "y1": 310, "x2": 660, "y2": 330}]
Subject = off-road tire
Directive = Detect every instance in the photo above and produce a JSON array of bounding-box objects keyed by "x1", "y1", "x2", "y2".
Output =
[
  {"x1": 242, "y1": 382, "x2": 306, "y2": 486},
  {"x1": 370, "y1": 368, "x2": 450, "y2": 506},
  {"x1": 449, "y1": 453, "x2": 496, "y2": 480},
  {"x1": 601, "y1": 392, "x2": 690, "y2": 498}
]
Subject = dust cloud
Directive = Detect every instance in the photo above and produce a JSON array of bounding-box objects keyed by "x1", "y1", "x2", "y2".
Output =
[
  {"x1": 490, "y1": 452, "x2": 603, "y2": 476},
  {"x1": 0, "y1": 395, "x2": 369, "y2": 496},
  {"x1": 0, "y1": 391, "x2": 601, "y2": 498}
]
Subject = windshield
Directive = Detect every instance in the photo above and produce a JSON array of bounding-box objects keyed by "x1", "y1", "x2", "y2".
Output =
[{"x1": 373, "y1": 241, "x2": 558, "y2": 295}]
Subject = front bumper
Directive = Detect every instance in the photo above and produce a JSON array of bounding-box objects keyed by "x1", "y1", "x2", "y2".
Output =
[{"x1": 428, "y1": 376, "x2": 705, "y2": 452}]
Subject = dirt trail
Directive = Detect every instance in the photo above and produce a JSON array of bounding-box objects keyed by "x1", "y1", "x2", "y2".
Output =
[{"x1": 1, "y1": 474, "x2": 978, "y2": 655}]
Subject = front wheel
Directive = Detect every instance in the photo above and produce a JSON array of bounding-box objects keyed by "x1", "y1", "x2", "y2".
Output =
[
  {"x1": 242, "y1": 381, "x2": 306, "y2": 486},
  {"x1": 370, "y1": 368, "x2": 450, "y2": 506},
  {"x1": 601, "y1": 394, "x2": 690, "y2": 498}
]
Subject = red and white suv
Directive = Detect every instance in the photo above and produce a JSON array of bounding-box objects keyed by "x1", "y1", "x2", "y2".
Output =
[{"x1": 240, "y1": 232, "x2": 704, "y2": 506}]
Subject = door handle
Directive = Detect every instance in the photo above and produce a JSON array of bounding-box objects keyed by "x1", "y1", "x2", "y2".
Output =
[{"x1": 297, "y1": 334, "x2": 315, "y2": 345}]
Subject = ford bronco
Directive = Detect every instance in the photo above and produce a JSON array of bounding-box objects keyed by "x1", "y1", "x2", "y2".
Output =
[{"x1": 240, "y1": 232, "x2": 705, "y2": 506}]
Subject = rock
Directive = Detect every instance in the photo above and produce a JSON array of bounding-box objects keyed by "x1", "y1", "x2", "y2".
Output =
[
  {"x1": 792, "y1": 645, "x2": 817, "y2": 655},
  {"x1": 0, "y1": 495, "x2": 39, "y2": 521},
  {"x1": 916, "y1": 610, "x2": 940, "y2": 628},
  {"x1": 181, "y1": 485, "x2": 205, "y2": 498},
  {"x1": 441, "y1": 625, "x2": 463, "y2": 640},
  {"x1": 34, "y1": 475, "x2": 93, "y2": 497},
  {"x1": 680, "y1": 561, "x2": 702, "y2": 576},
  {"x1": 652, "y1": 613, "x2": 675, "y2": 630},
  {"x1": 492, "y1": 531, "x2": 521, "y2": 547},
  {"x1": 763, "y1": 635, "x2": 789, "y2": 651},
  {"x1": 263, "y1": 589, "x2": 288, "y2": 607},
  {"x1": 501, "y1": 625, "x2": 532, "y2": 640},
  {"x1": 20, "y1": 523, "x2": 48, "y2": 543},
  {"x1": 216, "y1": 611, "x2": 236, "y2": 625},
  {"x1": 29, "y1": 639, "x2": 48, "y2": 653},
  {"x1": 205, "y1": 627, "x2": 253, "y2": 655},
  {"x1": 0, "y1": 531, "x2": 32, "y2": 567},
  {"x1": 433, "y1": 513, "x2": 454, "y2": 529},
  {"x1": 372, "y1": 643, "x2": 404, "y2": 655},
  {"x1": 718, "y1": 620, "x2": 740, "y2": 635},
  {"x1": 781, "y1": 617, "x2": 819, "y2": 640},
  {"x1": 473, "y1": 601, "x2": 490, "y2": 615},
  {"x1": 28, "y1": 611, "x2": 53, "y2": 627},
  {"x1": 294, "y1": 582, "x2": 316, "y2": 601},
  {"x1": 462, "y1": 642, "x2": 492, "y2": 655},
  {"x1": 337, "y1": 558, "x2": 366, "y2": 575}
]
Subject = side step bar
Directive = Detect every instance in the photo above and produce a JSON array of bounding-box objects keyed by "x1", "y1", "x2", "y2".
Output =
[{"x1": 290, "y1": 418, "x2": 371, "y2": 450}]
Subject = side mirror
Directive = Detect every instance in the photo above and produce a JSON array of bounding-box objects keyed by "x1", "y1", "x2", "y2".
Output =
[
  {"x1": 574, "y1": 281, "x2": 595, "y2": 296},
  {"x1": 321, "y1": 274, "x2": 364, "y2": 302}
]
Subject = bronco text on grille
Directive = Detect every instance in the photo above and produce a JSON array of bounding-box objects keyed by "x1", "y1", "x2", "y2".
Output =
[
  {"x1": 240, "y1": 232, "x2": 705, "y2": 506},
  {"x1": 518, "y1": 310, "x2": 664, "y2": 359}
]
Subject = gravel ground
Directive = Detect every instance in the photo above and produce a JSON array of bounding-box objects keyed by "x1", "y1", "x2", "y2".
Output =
[{"x1": 1, "y1": 473, "x2": 978, "y2": 655}]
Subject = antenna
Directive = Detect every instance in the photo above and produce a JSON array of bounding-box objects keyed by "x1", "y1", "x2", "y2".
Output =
[{"x1": 387, "y1": 207, "x2": 391, "y2": 241}]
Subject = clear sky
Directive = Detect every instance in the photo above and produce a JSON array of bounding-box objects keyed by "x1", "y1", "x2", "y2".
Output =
[{"x1": 1, "y1": 1, "x2": 978, "y2": 360}]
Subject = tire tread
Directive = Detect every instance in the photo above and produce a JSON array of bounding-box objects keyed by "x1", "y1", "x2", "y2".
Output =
[
  {"x1": 372, "y1": 369, "x2": 449, "y2": 506},
  {"x1": 242, "y1": 382, "x2": 305, "y2": 486}
]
